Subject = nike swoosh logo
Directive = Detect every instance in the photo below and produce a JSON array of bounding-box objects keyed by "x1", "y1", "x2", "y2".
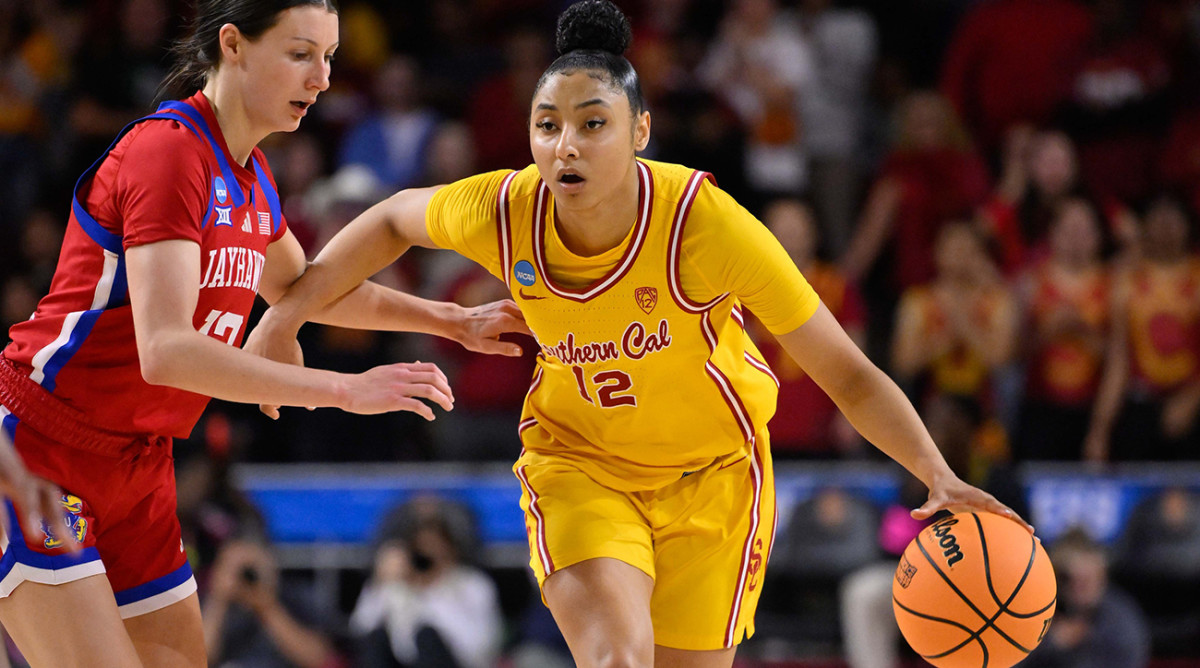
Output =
[{"x1": 518, "y1": 289, "x2": 546, "y2": 300}]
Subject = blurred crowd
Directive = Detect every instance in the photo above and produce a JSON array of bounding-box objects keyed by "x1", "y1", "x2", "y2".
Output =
[{"x1": 5, "y1": 0, "x2": 1200, "y2": 665}]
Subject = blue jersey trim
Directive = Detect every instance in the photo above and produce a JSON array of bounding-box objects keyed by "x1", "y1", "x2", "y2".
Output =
[
  {"x1": 113, "y1": 561, "x2": 194, "y2": 606},
  {"x1": 0, "y1": 498, "x2": 101, "y2": 585},
  {"x1": 252, "y1": 157, "x2": 283, "y2": 236},
  {"x1": 156, "y1": 101, "x2": 246, "y2": 208}
]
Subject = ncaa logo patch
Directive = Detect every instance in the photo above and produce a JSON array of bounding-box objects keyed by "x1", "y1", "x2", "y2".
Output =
[
  {"x1": 214, "y1": 176, "x2": 228, "y2": 204},
  {"x1": 514, "y1": 260, "x2": 537, "y2": 287}
]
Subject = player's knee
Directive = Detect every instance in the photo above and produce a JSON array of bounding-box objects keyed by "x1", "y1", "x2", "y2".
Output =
[{"x1": 590, "y1": 645, "x2": 653, "y2": 668}]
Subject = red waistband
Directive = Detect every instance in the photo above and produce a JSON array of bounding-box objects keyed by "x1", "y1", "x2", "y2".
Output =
[{"x1": 0, "y1": 355, "x2": 152, "y2": 456}]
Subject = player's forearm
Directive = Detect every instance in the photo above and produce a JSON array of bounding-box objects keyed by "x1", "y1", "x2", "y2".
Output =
[
  {"x1": 139, "y1": 328, "x2": 347, "y2": 408},
  {"x1": 305, "y1": 280, "x2": 467, "y2": 341},
  {"x1": 269, "y1": 199, "x2": 413, "y2": 335},
  {"x1": 832, "y1": 363, "x2": 956, "y2": 488}
]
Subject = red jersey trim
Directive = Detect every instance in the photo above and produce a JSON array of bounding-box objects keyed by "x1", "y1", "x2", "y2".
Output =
[
  {"x1": 497, "y1": 171, "x2": 518, "y2": 290},
  {"x1": 668, "y1": 170, "x2": 725, "y2": 313},
  {"x1": 532, "y1": 161, "x2": 654, "y2": 302}
]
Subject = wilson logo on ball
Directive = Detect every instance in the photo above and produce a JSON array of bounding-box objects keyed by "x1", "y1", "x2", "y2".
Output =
[{"x1": 930, "y1": 517, "x2": 964, "y2": 567}]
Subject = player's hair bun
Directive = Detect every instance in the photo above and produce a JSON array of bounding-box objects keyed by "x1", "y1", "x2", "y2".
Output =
[{"x1": 555, "y1": 0, "x2": 632, "y2": 57}]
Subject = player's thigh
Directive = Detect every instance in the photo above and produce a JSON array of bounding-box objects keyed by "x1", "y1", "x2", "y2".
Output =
[
  {"x1": 123, "y1": 592, "x2": 205, "y2": 668},
  {"x1": 543, "y1": 557, "x2": 655, "y2": 668},
  {"x1": 650, "y1": 436, "x2": 774, "y2": 651},
  {"x1": 654, "y1": 645, "x2": 736, "y2": 668},
  {"x1": 0, "y1": 575, "x2": 144, "y2": 668}
]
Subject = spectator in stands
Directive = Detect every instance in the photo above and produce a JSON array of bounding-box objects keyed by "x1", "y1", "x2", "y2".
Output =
[
  {"x1": 698, "y1": 0, "x2": 813, "y2": 206},
  {"x1": 794, "y1": 0, "x2": 878, "y2": 256},
  {"x1": 350, "y1": 495, "x2": 502, "y2": 668},
  {"x1": 338, "y1": 55, "x2": 440, "y2": 191},
  {"x1": 1023, "y1": 527, "x2": 1150, "y2": 668},
  {"x1": 841, "y1": 92, "x2": 991, "y2": 295},
  {"x1": 747, "y1": 198, "x2": 866, "y2": 458},
  {"x1": 1014, "y1": 198, "x2": 1112, "y2": 461},
  {"x1": 939, "y1": 0, "x2": 1093, "y2": 155},
  {"x1": 468, "y1": 25, "x2": 552, "y2": 173},
  {"x1": 981, "y1": 128, "x2": 1085, "y2": 272},
  {"x1": 891, "y1": 222, "x2": 1018, "y2": 418},
  {"x1": 203, "y1": 538, "x2": 348, "y2": 668},
  {"x1": 1085, "y1": 193, "x2": 1200, "y2": 461},
  {"x1": 69, "y1": 0, "x2": 172, "y2": 174},
  {"x1": 1059, "y1": 0, "x2": 1171, "y2": 206},
  {"x1": 1111, "y1": 487, "x2": 1200, "y2": 656}
]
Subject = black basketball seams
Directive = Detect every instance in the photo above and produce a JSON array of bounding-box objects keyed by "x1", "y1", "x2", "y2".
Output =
[
  {"x1": 976, "y1": 515, "x2": 1055, "y2": 618},
  {"x1": 914, "y1": 523, "x2": 1034, "y2": 658},
  {"x1": 893, "y1": 595, "x2": 989, "y2": 666}
]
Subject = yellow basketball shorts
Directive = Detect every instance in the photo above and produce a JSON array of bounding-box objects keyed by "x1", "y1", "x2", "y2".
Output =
[{"x1": 513, "y1": 434, "x2": 776, "y2": 650}]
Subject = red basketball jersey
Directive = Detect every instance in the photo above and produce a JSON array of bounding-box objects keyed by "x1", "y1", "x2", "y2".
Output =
[{"x1": 3, "y1": 92, "x2": 286, "y2": 438}]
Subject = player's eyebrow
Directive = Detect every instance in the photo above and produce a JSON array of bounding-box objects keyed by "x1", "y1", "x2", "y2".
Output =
[
  {"x1": 290, "y1": 37, "x2": 339, "y2": 48},
  {"x1": 534, "y1": 99, "x2": 610, "y2": 112}
]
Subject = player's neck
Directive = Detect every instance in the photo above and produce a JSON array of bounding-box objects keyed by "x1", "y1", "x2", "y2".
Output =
[
  {"x1": 554, "y1": 163, "x2": 641, "y2": 257},
  {"x1": 200, "y1": 84, "x2": 265, "y2": 167}
]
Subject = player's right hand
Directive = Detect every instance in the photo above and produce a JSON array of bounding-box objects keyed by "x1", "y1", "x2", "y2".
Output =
[
  {"x1": 0, "y1": 439, "x2": 81, "y2": 554},
  {"x1": 340, "y1": 361, "x2": 454, "y2": 420}
]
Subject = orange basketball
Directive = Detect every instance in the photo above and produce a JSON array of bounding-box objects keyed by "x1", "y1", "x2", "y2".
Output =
[{"x1": 892, "y1": 512, "x2": 1057, "y2": 668}]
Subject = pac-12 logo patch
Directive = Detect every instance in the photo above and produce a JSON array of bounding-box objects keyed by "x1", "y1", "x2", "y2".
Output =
[
  {"x1": 514, "y1": 260, "x2": 537, "y2": 287},
  {"x1": 214, "y1": 176, "x2": 228, "y2": 204},
  {"x1": 635, "y1": 287, "x2": 658, "y2": 314}
]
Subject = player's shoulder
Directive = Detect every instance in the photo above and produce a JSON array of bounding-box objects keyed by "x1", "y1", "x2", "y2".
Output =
[
  {"x1": 507, "y1": 164, "x2": 545, "y2": 200},
  {"x1": 112, "y1": 115, "x2": 211, "y2": 175}
]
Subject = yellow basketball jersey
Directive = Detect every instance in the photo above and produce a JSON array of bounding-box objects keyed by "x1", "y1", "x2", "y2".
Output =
[{"x1": 427, "y1": 159, "x2": 819, "y2": 491}]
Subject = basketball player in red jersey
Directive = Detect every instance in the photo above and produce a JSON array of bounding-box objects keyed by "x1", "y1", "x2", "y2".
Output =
[{"x1": 0, "y1": 2, "x2": 525, "y2": 666}]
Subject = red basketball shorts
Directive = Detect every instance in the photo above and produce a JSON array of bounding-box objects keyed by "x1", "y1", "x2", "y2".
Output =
[{"x1": 0, "y1": 403, "x2": 194, "y2": 618}]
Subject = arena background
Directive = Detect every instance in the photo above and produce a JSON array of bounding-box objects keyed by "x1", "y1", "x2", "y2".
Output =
[{"x1": 2, "y1": 0, "x2": 1200, "y2": 666}]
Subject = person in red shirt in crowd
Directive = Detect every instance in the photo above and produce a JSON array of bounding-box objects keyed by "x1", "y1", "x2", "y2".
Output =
[
  {"x1": 467, "y1": 25, "x2": 552, "y2": 172},
  {"x1": 1086, "y1": 193, "x2": 1200, "y2": 462},
  {"x1": 891, "y1": 222, "x2": 1018, "y2": 411},
  {"x1": 1059, "y1": 0, "x2": 1171, "y2": 206},
  {"x1": 746, "y1": 199, "x2": 866, "y2": 458},
  {"x1": 1014, "y1": 197, "x2": 1112, "y2": 461},
  {"x1": 841, "y1": 91, "x2": 991, "y2": 292},
  {"x1": 981, "y1": 127, "x2": 1138, "y2": 274},
  {"x1": 939, "y1": 0, "x2": 1093, "y2": 155},
  {"x1": 0, "y1": 2, "x2": 526, "y2": 666}
]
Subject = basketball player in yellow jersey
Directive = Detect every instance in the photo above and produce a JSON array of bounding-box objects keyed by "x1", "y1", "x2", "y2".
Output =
[{"x1": 249, "y1": 2, "x2": 1033, "y2": 666}]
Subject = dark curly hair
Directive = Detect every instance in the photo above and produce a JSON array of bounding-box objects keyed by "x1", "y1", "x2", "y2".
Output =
[{"x1": 533, "y1": 0, "x2": 645, "y2": 117}]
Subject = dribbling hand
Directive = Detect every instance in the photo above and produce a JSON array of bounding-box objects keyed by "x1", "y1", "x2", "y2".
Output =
[{"x1": 912, "y1": 473, "x2": 1035, "y2": 534}]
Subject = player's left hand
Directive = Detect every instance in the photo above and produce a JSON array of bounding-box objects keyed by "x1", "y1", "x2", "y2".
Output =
[
  {"x1": 453, "y1": 299, "x2": 532, "y2": 356},
  {"x1": 912, "y1": 473, "x2": 1034, "y2": 535},
  {"x1": 0, "y1": 439, "x2": 81, "y2": 554}
]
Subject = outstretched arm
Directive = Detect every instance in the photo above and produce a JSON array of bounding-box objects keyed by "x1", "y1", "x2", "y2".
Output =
[
  {"x1": 258, "y1": 227, "x2": 526, "y2": 357},
  {"x1": 255, "y1": 187, "x2": 449, "y2": 340},
  {"x1": 775, "y1": 303, "x2": 1033, "y2": 531}
]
